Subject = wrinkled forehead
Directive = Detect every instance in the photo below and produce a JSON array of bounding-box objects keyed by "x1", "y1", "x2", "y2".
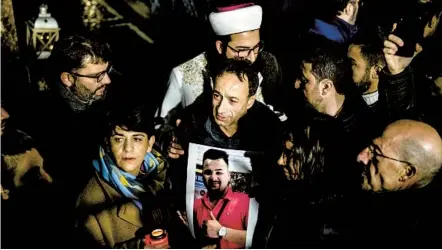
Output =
[{"x1": 215, "y1": 73, "x2": 249, "y2": 94}]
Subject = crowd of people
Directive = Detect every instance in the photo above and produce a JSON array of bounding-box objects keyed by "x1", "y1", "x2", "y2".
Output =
[{"x1": 2, "y1": 0, "x2": 442, "y2": 248}]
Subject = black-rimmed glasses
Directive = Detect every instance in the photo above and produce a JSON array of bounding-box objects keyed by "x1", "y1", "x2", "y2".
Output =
[
  {"x1": 226, "y1": 41, "x2": 264, "y2": 58},
  {"x1": 368, "y1": 143, "x2": 414, "y2": 167},
  {"x1": 70, "y1": 65, "x2": 114, "y2": 83}
]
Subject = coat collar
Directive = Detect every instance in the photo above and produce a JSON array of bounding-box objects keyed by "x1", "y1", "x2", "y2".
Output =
[{"x1": 94, "y1": 172, "x2": 143, "y2": 227}]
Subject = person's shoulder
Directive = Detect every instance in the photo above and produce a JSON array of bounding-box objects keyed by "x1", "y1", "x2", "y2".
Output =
[
  {"x1": 76, "y1": 173, "x2": 105, "y2": 209},
  {"x1": 248, "y1": 102, "x2": 280, "y2": 125},
  {"x1": 309, "y1": 18, "x2": 344, "y2": 43},
  {"x1": 175, "y1": 52, "x2": 207, "y2": 73},
  {"x1": 233, "y1": 191, "x2": 250, "y2": 201}
]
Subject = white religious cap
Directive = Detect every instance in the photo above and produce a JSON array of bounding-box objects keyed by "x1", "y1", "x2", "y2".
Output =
[{"x1": 209, "y1": 3, "x2": 262, "y2": 36}]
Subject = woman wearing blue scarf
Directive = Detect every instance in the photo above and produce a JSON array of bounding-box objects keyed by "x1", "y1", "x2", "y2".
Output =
[{"x1": 76, "y1": 104, "x2": 169, "y2": 248}]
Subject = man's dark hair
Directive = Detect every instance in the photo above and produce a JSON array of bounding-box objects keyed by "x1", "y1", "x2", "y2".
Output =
[
  {"x1": 203, "y1": 149, "x2": 229, "y2": 167},
  {"x1": 104, "y1": 103, "x2": 154, "y2": 140},
  {"x1": 301, "y1": 37, "x2": 351, "y2": 94},
  {"x1": 332, "y1": 0, "x2": 353, "y2": 13},
  {"x1": 49, "y1": 34, "x2": 112, "y2": 81},
  {"x1": 350, "y1": 28, "x2": 386, "y2": 69},
  {"x1": 212, "y1": 59, "x2": 259, "y2": 97},
  {"x1": 315, "y1": 0, "x2": 353, "y2": 19}
]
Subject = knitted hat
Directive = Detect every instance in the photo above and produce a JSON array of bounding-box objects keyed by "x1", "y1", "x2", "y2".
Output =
[{"x1": 209, "y1": 3, "x2": 262, "y2": 36}]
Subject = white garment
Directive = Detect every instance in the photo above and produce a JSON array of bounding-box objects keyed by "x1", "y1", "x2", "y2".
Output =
[
  {"x1": 156, "y1": 52, "x2": 265, "y2": 119},
  {"x1": 362, "y1": 90, "x2": 379, "y2": 106}
]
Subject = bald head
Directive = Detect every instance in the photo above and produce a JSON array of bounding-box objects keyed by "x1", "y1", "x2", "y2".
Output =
[
  {"x1": 358, "y1": 120, "x2": 442, "y2": 192},
  {"x1": 384, "y1": 120, "x2": 442, "y2": 187}
]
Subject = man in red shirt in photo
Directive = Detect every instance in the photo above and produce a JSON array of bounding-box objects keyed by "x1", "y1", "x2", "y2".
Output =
[{"x1": 194, "y1": 149, "x2": 250, "y2": 249}]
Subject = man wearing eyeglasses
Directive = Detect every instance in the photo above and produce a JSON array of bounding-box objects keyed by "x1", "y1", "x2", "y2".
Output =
[
  {"x1": 357, "y1": 119, "x2": 442, "y2": 192},
  {"x1": 18, "y1": 34, "x2": 115, "y2": 248},
  {"x1": 52, "y1": 36, "x2": 113, "y2": 111},
  {"x1": 156, "y1": 2, "x2": 285, "y2": 132},
  {"x1": 348, "y1": 119, "x2": 442, "y2": 247}
]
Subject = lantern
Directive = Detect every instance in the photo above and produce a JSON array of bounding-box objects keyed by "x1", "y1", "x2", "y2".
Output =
[{"x1": 26, "y1": 4, "x2": 60, "y2": 59}]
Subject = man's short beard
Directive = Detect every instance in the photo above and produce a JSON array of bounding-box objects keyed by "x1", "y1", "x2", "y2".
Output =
[
  {"x1": 356, "y1": 80, "x2": 371, "y2": 93},
  {"x1": 72, "y1": 82, "x2": 106, "y2": 103},
  {"x1": 355, "y1": 67, "x2": 372, "y2": 93}
]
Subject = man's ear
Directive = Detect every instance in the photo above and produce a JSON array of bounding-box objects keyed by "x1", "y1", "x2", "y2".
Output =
[
  {"x1": 319, "y1": 79, "x2": 333, "y2": 97},
  {"x1": 399, "y1": 165, "x2": 416, "y2": 182},
  {"x1": 371, "y1": 65, "x2": 383, "y2": 80},
  {"x1": 60, "y1": 72, "x2": 74, "y2": 87},
  {"x1": 246, "y1": 95, "x2": 256, "y2": 110},
  {"x1": 216, "y1": 41, "x2": 223, "y2": 55},
  {"x1": 147, "y1": 135, "x2": 155, "y2": 153}
]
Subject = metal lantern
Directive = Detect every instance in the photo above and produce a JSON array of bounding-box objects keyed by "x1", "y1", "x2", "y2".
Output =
[{"x1": 26, "y1": 4, "x2": 60, "y2": 59}]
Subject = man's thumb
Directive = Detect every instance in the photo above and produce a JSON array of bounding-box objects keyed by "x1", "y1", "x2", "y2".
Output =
[
  {"x1": 209, "y1": 211, "x2": 216, "y2": 220},
  {"x1": 391, "y1": 22, "x2": 397, "y2": 32}
]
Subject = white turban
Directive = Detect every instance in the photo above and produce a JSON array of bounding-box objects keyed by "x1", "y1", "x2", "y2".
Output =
[{"x1": 209, "y1": 3, "x2": 263, "y2": 36}]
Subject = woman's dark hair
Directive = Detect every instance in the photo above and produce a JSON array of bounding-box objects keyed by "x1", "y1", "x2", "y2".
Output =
[{"x1": 104, "y1": 103, "x2": 154, "y2": 139}]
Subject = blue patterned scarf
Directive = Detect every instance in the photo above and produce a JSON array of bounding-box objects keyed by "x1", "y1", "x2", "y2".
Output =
[{"x1": 93, "y1": 146, "x2": 161, "y2": 210}]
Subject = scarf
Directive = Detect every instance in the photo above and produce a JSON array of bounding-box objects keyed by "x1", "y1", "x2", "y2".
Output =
[{"x1": 93, "y1": 146, "x2": 161, "y2": 210}]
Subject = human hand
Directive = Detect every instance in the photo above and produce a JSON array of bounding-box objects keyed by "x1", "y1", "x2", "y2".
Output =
[
  {"x1": 177, "y1": 210, "x2": 188, "y2": 227},
  {"x1": 1, "y1": 185, "x2": 10, "y2": 200},
  {"x1": 3, "y1": 148, "x2": 52, "y2": 188},
  {"x1": 204, "y1": 211, "x2": 222, "y2": 239},
  {"x1": 383, "y1": 24, "x2": 422, "y2": 75},
  {"x1": 167, "y1": 119, "x2": 185, "y2": 159},
  {"x1": 202, "y1": 244, "x2": 217, "y2": 249}
]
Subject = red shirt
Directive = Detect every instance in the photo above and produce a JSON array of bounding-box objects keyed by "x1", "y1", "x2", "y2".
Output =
[{"x1": 194, "y1": 186, "x2": 250, "y2": 249}]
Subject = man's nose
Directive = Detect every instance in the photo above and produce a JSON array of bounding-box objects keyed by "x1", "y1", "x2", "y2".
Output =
[
  {"x1": 357, "y1": 147, "x2": 371, "y2": 165},
  {"x1": 294, "y1": 79, "x2": 301, "y2": 89},
  {"x1": 217, "y1": 99, "x2": 228, "y2": 114},
  {"x1": 101, "y1": 73, "x2": 111, "y2": 85},
  {"x1": 245, "y1": 52, "x2": 257, "y2": 63}
]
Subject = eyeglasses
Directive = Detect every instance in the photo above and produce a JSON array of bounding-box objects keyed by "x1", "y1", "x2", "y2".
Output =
[
  {"x1": 367, "y1": 143, "x2": 414, "y2": 167},
  {"x1": 70, "y1": 65, "x2": 114, "y2": 83},
  {"x1": 226, "y1": 41, "x2": 264, "y2": 58}
]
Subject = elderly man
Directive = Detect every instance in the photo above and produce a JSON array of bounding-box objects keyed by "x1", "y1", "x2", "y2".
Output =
[
  {"x1": 157, "y1": 2, "x2": 285, "y2": 128},
  {"x1": 348, "y1": 119, "x2": 442, "y2": 247},
  {"x1": 357, "y1": 119, "x2": 442, "y2": 192},
  {"x1": 194, "y1": 149, "x2": 249, "y2": 249}
]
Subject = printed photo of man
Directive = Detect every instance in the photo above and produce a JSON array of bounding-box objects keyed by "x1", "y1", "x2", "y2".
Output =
[{"x1": 194, "y1": 149, "x2": 250, "y2": 249}]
